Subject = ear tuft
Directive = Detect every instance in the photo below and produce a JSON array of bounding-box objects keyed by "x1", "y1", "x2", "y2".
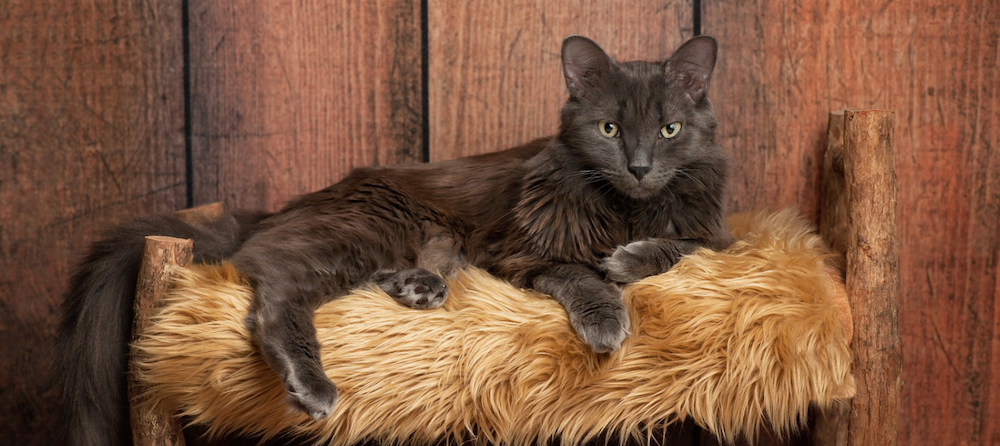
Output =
[
  {"x1": 665, "y1": 35, "x2": 718, "y2": 103},
  {"x1": 561, "y1": 36, "x2": 613, "y2": 99}
]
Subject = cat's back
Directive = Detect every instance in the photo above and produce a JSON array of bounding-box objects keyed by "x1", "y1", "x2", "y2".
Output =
[
  {"x1": 388, "y1": 137, "x2": 550, "y2": 222},
  {"x1": 392, "y1": 136, "x2": 547, "y2": 179},
  {"x1": 273, "y1": 137, "x2": 550, "y2": 225}
]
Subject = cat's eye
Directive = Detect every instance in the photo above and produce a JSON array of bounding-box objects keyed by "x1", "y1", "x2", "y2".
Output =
[
  {"x1": 598, "y1": 121, "x2": 620, "y2": 138},
  {"x1": 660, "y1": 122, "x2": 682, "y2": 139}
]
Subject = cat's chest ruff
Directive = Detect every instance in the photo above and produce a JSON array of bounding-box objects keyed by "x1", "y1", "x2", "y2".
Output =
[
  {"x1": 513, "y1": 150, "x2": 678, "y2": 264},
  {"x1": 515, "y1": 182, "x2": 635, "y2": 264}
]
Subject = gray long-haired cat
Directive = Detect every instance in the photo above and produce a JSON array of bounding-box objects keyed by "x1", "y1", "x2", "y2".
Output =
[{"x1": 56, "y1": 35, "x2": 733, "y2": 446}]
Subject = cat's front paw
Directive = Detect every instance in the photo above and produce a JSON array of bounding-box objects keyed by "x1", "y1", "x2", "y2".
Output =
[
  {"x1": 376, "y1": 268, "x2": 448, "y2": 309},
  {"x1": 569, "y1": 284, "x2": 631, "y2": 353},
  {"x1": 563, "y1": 278, "x2": 629, "y2": 353},
  {"x1": 600, "y1": 240, "x2": 667, "y2": 283},
  {"x1": 283, "y1": 368, "x2": 338, "y2": 420}
]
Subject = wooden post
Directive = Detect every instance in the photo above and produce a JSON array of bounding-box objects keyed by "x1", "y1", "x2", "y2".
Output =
[
  {"x1": 819, "y1": 111, "x2": 849, "y2": 275},
  {"x1": 842, "y1": 110, "x2": 901, "y2": 446},
  {"x1": 813, "y1": 110, "x2": 851, "y2": 446},
  {"x1": 172, "y1": 202, "x2": 225, "y2": 225},
  {"x1": 128, "y1": 235, "x2": 193, "y2": 446},
  {"x1": 816, "y1": 109, "x2": 900, "y2": 446}
]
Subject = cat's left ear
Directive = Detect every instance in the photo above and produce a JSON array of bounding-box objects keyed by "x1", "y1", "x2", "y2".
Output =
[
  {"x1": 665, "y1": 35, "x2": 718, "y2": 104},
  {"x1": 562, "y1": 35, "x2": 613, "y2": 99}
]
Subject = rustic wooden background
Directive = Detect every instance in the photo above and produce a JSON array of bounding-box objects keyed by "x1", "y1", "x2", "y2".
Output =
[{"x1": 1, "y1": 0, "x2": 998, "y2": 444}]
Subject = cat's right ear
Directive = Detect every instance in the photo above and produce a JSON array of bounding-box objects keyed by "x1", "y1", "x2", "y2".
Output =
[{"x1": 561, "y1": 36, "x2": 613, "y2": 99}]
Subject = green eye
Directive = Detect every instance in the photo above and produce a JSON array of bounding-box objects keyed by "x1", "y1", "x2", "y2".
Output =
[
  {"x1": 599, "y1": 121, "x2": 619, "y2": 137},
  {"x1": 660, "y1": 122, "x2": 682, "y2": 138}
]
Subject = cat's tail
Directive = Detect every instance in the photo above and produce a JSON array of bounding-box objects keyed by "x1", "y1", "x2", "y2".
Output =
[{"x1": 54, "y1": 207, "x2": 268, "y2": 446}]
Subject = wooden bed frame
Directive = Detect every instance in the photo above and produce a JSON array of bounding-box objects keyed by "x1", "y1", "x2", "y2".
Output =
[{"x1": 126, "y1": 109, "x2": 901, "y2": 446}]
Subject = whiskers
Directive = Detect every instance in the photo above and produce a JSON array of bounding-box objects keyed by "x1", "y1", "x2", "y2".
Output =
[
  {"x1": 570, "y1": 169, "x2": 618, "y2": 202},
  {"x1": 570, "y1": 168, "x2": 606, "y2": 185},
  {"x1": 567, "y1": 166, "x2": 709, "y2": 204},
  {"x1": 674, "y1": 166, "x2": 711, "y2": 194}
]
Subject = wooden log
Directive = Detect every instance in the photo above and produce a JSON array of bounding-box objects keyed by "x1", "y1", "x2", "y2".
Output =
[
  {"x1": 812, "y1": 404, "x2": 850, "y2": 446},
  {"x1": 841, "y1": 110, "x2": 900, "y2": 446},
  {"x1": 813, "y1": 110, "x2": 851, "y2": 446},
  {"x1": 819, "y1": 111, "x2": 849, "y2": 277},
  {"x1": 173, "y1": 202, "x2": 225, "y2": 225},
  {"x1": 128, "y1": 236, "x2": 193, "y2": 446}
]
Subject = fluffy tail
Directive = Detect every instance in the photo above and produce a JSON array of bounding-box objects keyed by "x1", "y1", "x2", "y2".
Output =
[{"x1": 54, "y1": 207, "x2": 267, "y2": 446}]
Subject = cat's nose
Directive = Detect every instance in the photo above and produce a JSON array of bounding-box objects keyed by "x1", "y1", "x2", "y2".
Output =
[{"x1": 628, "y1": 165, "x2": 650, "y2": 180}]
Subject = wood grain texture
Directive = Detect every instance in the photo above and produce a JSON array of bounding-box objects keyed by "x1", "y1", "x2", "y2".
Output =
[
  {"x1": 819, "y1": 111, "x2": 848, "y2": 273},
  {"x1": 810, "y1": 403, "x2": 850, "y2": 446},
  {"x1": 188, "y1": 0, "x2": 423, "y2": 212},
  {"x1": 842, "y1": 110, "x2": 900, "y2": 446},
  {"x1": 702, "y1": 1, "x2": 837, "y2": 222},
  {"x1": 890, "y1": 3, "x2": 1000, "y2": 444},
  {"x1": 0, "y1": 1, "x2": 994, "y2": 445},
  {"x1": 0, "y1": 0, "x2": 186, "y2": 444},
  {"x1": 427, "y1": 0, "x2": 693, "y2": 161},
  {"x1": 815, "y1": 111, "x2": 850, "y2": 446},
  {"x1": 704, "y1": 1, "x2": 1000, "y2": 444},
  {"x1": 129, "y1": 236, "x2": 193, "y2": 446}
]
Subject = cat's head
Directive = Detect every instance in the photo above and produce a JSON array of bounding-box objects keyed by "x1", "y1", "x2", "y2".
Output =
[{"x1": 557, "y1": 35, "x2": 724, "y2": 201}]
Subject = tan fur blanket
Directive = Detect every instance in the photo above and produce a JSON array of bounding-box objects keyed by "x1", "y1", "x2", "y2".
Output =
[{"x1": 133, "y1": 210, "x2": 855, "y2": 445}]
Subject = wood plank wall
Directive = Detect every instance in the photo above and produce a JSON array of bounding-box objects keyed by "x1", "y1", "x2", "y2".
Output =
[
  {"x1": 427, "y1": 0, "x2": 693, "y2": 160},
  {"x1": 704, "y1": 2, "x2": 1000, "y2": 444},
  {"x1": 1, "y1": 0, "x2": 187, "y2": 443},
  {"x1": 1, "y1": 1, "x2": 998, "y2": 444},
  {"x1": 187, "y1": 0, "x2": 424, "y2": 211}
]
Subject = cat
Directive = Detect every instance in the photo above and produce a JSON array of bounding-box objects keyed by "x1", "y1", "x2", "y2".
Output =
[{"x1": 55, "y1": 35, "x2": 733, "y2": 446}]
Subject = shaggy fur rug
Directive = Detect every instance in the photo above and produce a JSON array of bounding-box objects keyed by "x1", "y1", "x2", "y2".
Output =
[{"x1": 132, "y1": 210, "x2": 855, "y2": 445}]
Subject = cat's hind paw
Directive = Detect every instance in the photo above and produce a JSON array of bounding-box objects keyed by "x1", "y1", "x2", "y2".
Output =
[{"x1": 375, "y1": 268, "x2": 448, "y2": 309}]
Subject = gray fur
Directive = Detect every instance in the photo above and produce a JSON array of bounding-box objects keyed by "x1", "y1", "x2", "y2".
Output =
[{"x1": 56, "y1": 35, "x2": 734, "y2": 444}]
